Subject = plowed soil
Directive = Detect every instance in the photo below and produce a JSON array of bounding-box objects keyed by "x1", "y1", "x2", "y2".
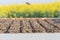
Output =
[{"x1": 0, "y1": 18, "x2": 60, "y2": 33}]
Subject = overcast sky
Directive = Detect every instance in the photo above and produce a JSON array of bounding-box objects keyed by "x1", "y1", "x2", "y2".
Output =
[{"x1": 0, "y1": 0, "x2": 58, "y2": 5}]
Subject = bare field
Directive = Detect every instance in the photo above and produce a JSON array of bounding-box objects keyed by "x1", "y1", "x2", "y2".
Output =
[{"x1": 0, "y1": 18, "x2": 60, "y2": 33}]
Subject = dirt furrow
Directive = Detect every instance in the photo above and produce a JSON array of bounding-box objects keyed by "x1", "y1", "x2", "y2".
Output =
[
  {"x1": 8, "y1": 19, "x2": 20, "y2": 33},
  {"x1": 45, "y1": 19, "x2": 60, "y2": 29},
  {"x1": 29, "y1": 19, "x2": 46, "y2": 33},
  {"x1": 21, "y1": 19, "x2": 32, "y2": 33},
  {"x1": 37, "y1": 19, "x2": 60, "y2": 33},
  {"x1": 0, "y1": 19, "x2": 12, "y2": 33}
]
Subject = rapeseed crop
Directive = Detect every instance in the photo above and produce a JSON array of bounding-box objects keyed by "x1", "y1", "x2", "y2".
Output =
[{"x1": 0, "y1": 2, "x2": 60, "y2": 18}]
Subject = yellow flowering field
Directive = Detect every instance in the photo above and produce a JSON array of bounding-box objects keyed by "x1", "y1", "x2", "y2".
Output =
[{"x1": 0, "y1": 2, "x2": 60, "y2": 18}]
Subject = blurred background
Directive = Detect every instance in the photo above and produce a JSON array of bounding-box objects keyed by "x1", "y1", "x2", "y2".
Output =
[{"x1": 0, "y1": 0, "x2": 60, "y2": 18}]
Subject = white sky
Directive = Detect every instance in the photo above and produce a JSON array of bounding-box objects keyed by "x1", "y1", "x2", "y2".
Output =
[{"x1": 0, "y1": 0, "x2": 58, "y2": 5}]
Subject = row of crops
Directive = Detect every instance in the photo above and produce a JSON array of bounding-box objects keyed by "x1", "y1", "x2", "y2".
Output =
[{"x1": 0, "y1": 2, "x2": 60, "y2": 18}]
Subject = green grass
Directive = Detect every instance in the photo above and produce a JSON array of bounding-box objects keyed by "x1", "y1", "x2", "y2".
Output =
[{"x1": 0, "y1": 10, "x2": 60, "y2": 18}]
